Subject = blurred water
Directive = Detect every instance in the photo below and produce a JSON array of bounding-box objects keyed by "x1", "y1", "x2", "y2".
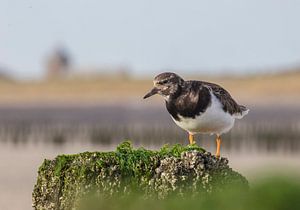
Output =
[
  {"x1": 0, "y1": 105, "x2": 299, "y2": 153},
  {"x1": 0, "y1": 105, "x2": 299, "y2": 210}
]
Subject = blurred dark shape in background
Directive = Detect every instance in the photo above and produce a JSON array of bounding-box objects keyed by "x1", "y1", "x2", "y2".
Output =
[
  {"x1": 46, "y1": 46, "x2": 71, "y2": 79},
  {"x1": 44, "y1": 44, "x2": 131, "y2": 81}
]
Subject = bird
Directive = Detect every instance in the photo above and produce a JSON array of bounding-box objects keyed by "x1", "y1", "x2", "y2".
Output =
[{"x1": 143, "y1": 72, "x2": 249, "y2": 158}]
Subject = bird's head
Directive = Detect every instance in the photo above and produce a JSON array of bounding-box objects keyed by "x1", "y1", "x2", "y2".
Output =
[{"x1": 143, "y1": 72, "x2": 184, "y2": 100}]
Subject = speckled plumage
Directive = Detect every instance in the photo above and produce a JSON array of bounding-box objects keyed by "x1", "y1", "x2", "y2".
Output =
[{"x1": 144, "y1": 72, "x2": 249, "y2": 136}]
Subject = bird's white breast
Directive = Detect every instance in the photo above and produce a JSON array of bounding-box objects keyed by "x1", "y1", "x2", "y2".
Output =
[{"x1": 172, "y1": 92, "x2": 235, "y2": 135}]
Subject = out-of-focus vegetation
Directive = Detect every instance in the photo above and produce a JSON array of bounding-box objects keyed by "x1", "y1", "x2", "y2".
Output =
[
  {"x1": 78, "y1": 176, "x2": 300, "y2": 210},
  {"x1": 0, "y1": 71, "x2": 299, "y2": 105}
]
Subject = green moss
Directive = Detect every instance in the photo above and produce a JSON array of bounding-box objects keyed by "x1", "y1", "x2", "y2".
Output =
[
  {"x1": 54, "y1": 155, "x2": 69, "y2": 176},
  {"x1": 33, "y1": 141, "x2": 247, "y2": 210},
  {"x1": 159, "y1": 143, "x2": 205, "y2": 157}
]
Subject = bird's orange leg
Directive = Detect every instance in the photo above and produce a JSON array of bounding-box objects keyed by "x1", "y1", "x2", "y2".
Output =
[
  {"x1": 215, "y1": 135, "x2": 221, "y2": 158},
  {"x1": 188, "y1": 133, "x2": 195, "y2": 144}
]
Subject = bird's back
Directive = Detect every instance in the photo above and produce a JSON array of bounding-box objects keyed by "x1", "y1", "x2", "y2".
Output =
[
  {"x1": 166, "y1": 80, "x2": 248, "y2": 121},
  {"x1": 200, "y1": 81, "x2": 248, "y2": 116}
]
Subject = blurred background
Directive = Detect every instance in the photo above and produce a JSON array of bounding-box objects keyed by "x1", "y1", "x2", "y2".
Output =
[{"x1": 1, "y1": 1, "x2": 300, "y2": 209}]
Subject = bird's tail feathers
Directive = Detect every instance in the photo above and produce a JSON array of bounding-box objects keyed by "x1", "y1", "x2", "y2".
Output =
[{"x1": 234, "y1": 105, "x2": 249, "y2": 119}]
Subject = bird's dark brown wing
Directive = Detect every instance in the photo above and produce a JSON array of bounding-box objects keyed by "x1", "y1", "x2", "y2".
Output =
[
  {"x1": 166, "y1": 81, "x2": 211, "y2": 120},
  {"x1": 201, "y1": 81, "x2": 247, "y2": 115}
]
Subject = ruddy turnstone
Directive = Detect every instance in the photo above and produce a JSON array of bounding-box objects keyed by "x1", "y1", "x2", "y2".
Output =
[{"x1": 143, "y1": 72, "x2": 249, "y2": 158}]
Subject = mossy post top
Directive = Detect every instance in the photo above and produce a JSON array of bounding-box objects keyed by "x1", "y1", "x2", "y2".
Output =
[{"x1": 32, "y1": 141, "x2": 248, "y2": 210}]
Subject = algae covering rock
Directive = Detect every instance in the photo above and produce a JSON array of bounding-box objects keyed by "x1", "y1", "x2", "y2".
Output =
[{"x1": 32, "y1": 141, "x2": 248, "y2": 210}]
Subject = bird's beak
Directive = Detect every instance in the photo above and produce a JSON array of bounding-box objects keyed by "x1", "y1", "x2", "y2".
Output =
[{"x1": 143, "y1": 87, "x2": 159, "y2": 99}]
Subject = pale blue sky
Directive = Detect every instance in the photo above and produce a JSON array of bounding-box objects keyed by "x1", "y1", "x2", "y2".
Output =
[{"x1": 1, "y1": 0, "x2": 300, "y2": 79}]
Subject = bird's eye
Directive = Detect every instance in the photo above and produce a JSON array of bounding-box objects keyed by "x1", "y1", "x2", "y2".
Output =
[{"x1": 160, "y1": 80, "x2": 168, "y2": 84}]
